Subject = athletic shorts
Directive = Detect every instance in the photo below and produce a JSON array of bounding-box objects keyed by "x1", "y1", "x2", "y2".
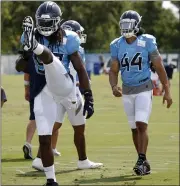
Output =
[{"x1": 122, "y1": 90, "x2": 153, "y2": 129}]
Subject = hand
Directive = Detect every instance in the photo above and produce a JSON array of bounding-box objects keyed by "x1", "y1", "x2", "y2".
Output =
[
  {"x1": 163, "y1": 92, "x2": 173, "y2": 108},
  {"x1": 83, "y1": 90, "x2": 94, "y2": 119},
  {"x1": 15, "y1": 55, "x2": 28, "y2": 72},
  {"x1": 112, "y1": 85, "x2": 122, "y2": 97}
]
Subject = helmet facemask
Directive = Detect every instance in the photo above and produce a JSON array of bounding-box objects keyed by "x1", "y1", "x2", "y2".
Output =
[
  {"x1": 119, "y1": 17, "x2": 141, "y2": 38},
  {"x1": 61, "y1": 24, "x2": 87, "y2": 43},
  {"x1": 36, "y1": 14, "x2": 61, "y2": 36},
  {"x1": 78, "y1": 26, "x2": 87, "y2": 43}
]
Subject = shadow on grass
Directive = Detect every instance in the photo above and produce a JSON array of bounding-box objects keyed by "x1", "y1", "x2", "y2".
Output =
[
  {"x1": 16, "y1": 168, "x2": 81, "y2": 177},
  {"x1": 2, "y1": 158, "x2": 32, "y2": 163},
  {"x1": 74, "y1": 174, "x2": 142, "y2": 184}
]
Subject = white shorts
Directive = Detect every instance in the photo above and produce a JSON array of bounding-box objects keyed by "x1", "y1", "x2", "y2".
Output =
[
  {"x1": 44, "y1": 54, "x2": 73, "y2": 102},
  {"x1": 34, "y1": 86, "x2": 57, "y2": 135},
  {"x1": 122, "y1": 90, "x2": 153, "y2": 129},
  {"x1": 56, "y1": 87, "x2": 85, "y2": 126}
]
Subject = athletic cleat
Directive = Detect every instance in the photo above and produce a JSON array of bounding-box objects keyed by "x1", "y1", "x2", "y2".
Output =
[
  {"x1": 52, "y1": 149, "x2": 61, "y2": 156},
  {"x1": 22, "y1": 144, "x2": 33, "y2": 159},
  {"x1": 22, "y1": 16, "x2": 38, "y2": 51},
  {"x1": 77, "y1": 158, "x2": 103, "y2": 169},
  {"x1": 133, "y1": 159, "x2": 151, "y2": 176},
  {"x1": 44, "y1": 179, "x2": 59, "y2": 186},
  {"x1": 32, "y1": 157, "x2": 44, "y2": 171}
]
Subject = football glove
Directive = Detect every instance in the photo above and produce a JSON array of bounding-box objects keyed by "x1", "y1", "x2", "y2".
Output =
[{"x1": 83, "y1": 90, "x2": 94, "y2": 119}]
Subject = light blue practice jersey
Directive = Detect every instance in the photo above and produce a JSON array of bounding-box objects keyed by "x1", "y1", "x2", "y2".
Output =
[
  {"x1": 21, "y1": 30, "x2": 81, "y2": 75},
  {"x1": 110, "y1": 34, "x2": 158, "y2": 86}
]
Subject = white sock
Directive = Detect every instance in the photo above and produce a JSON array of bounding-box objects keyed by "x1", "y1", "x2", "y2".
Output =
[
  {"x1": 25, "y1": 142, "x2": 32, "y2": 148},
  {"x1": 33, "y1": 43, "x2": 44, "y2": 55},
  {"x1": 44, "y1": 165, "x2": 56, "y2": 182}
]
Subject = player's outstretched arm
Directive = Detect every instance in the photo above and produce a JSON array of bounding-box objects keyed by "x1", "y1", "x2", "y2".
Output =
[
  {"x1": 109, "y1": 59, "x2": 122, "y2": 97},
  {"x1": 151, "y1": 55, "x2": 173, "y2": 108},
  {"x1": 70, "y1": 52, "x2": 94, "y2": 119}
]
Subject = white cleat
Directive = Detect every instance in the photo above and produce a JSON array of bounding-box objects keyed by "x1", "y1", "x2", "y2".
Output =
[
  {"x1": 22, "y1": 16, "x2": 37, "y2": 51},
  {"x1": 77, "y1": 158, "x2": 103, "y2": 169},
  {"x1": 52, "y1": 149, "x2": 61, "y2": 156},
  {"x1": 32, "y1": 157, "x2": 44, "y2": 171}
]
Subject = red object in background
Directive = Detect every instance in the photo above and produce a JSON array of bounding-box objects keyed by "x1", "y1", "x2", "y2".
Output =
[{"x1": 152, "y1": 80, "x2": 162, "y2": 96}]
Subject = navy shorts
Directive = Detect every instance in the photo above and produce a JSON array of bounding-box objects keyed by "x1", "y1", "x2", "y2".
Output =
[{"x1": 29, "y1": 99, "x2": 35, "y2": 120}]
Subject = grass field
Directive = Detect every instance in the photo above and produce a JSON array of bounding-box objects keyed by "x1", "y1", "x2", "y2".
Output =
[{"x1": 1, "y1": 73, "x2": 179, "y2": 185}]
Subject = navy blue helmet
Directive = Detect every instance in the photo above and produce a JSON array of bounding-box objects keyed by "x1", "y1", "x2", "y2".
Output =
[
  {"x1": 119, "y1": 10, "x2": 142, "y2": 38},
  {"x1": 35, "y1": 1, "x2": 62, "y2": 36},
  {"x1": 61, "y1": 20, "x2": 87, "y2": 43}
]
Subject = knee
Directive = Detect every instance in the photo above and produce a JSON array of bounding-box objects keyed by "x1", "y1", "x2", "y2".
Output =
[
  {"x1": 131, "y1": 128, "x2": 138, "y2": 134},
  {"x1": 39, "y1": 135, "x2": 51, "y2": 146},
  {"x1": 73, "y1": 125, "x2": 85, "y2": 135},
  {"x1": 53, "y1": 122, "x2": 62, "y2": 133},
  {"x1": 136, "y1": 122, "x2": 147, "y2": 133}
]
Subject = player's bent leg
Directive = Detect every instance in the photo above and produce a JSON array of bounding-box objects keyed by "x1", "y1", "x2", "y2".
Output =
[
  {"x1": 52, "y1": 122, "x2": 62, "y2": 156},
  {"x1": 23, "y1": 120, "x2": 36, "y2": 160},
  {"x1": 67, "y1": 88, "x2": 103, "y2": 169},
  {"x1": 23, "y1": 99, "x2": 36, "y2": 159},
  {"x1": 43, "y1": 54, "x2": 73, "y2": 98}
]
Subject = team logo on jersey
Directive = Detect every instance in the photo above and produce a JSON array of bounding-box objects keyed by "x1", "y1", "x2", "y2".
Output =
[{"x1": 137, "y1": 39, "x2": 146, "y2": 47}]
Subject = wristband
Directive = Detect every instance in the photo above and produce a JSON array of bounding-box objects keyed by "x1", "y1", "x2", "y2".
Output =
[{"x1": 24, "y1": 80, "x2": 30, "y2": 86}]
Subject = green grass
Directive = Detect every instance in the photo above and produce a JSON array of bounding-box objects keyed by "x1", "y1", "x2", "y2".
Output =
[{"x1": 1, "y1": 73, "x2": 179, "y2": 185}]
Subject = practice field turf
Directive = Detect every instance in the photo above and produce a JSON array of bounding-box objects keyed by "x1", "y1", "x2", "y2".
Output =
[{"x1": 1, "y1": 73, "x2": 179, "y2": 185}]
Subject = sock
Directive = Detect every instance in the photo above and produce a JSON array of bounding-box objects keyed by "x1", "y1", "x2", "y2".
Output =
[
  {"x1": 138, "y1": 153, "x2": 146, "y2": 161},
  {"x1": 44, "y1": 165, "x2": 56, "y2": 182},
  {"x1": 25, "y1": 142, "x2": 32, "y2": 148},
  {"x1": 33, "y1": 43, "x2": 44, "y2": 55}
]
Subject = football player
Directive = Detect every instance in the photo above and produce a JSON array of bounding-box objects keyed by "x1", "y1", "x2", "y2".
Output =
[
  {"x1": 31, "y1": 20, "x2": 102, "y2": 172},
  {"x1": 109, "y1": 10, "x2": 172, "y2": 176},
  {"x1": 16, "y1": 2, "x2": 95, "y2": 185},
  {"x1": 22, "y1": 61, "x2": 61, "y2": 160}
]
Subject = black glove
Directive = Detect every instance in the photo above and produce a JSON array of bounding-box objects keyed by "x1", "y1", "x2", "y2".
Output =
[
  {"x1": 83, "y1": 90, "x2": 94, "y2": 119},
  {"x1": 15, "y1": 51, "x2": 32, "y2": 72}
]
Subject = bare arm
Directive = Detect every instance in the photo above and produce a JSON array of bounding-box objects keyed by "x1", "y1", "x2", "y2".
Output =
[
  {"x1": 70, "y1": 51, "x2": 90, "y2": 90},
  {"x1": 109, "y1": 59, "x2": 122, "y2": 97},
  {"x1": 109, "y1": 59, "x2": 120, "y2": 89}
]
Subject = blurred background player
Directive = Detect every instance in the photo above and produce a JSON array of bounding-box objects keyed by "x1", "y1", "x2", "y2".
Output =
[
  {"x1": 16, "y1": 1, "x2": 95, "y2": 185},
  {"x1": 150, "y1": 63, "x2": 162, "y2": 96},
  {"x1": 1, "y1": 87, "x2": 7, "y2": 107},
  {"x1": 32, "y1": 20, "x2": 103, "y2": 171},
  {"x1": 109, "y1": 10, "x2": 173, "y2": 176}
]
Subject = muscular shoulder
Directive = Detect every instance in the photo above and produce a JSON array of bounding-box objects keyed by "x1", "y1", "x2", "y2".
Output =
[
  {"x1": 110, "y1": 36, "x2": 123, "y2": 47},
  {"x1": 64, "y1": 30, "x2": 80, "y2": 55},
  {"x1": 139, "y1": 34, "x2": 157, "y2": 44},
  {"x1": 65, "y1": 30, "x2": 80, "y2": 45}
]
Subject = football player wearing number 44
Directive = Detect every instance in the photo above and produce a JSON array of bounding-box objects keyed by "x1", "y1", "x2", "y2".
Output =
[{"x1": 109, "y1": 10, "x2": 173, "y2": 176}]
